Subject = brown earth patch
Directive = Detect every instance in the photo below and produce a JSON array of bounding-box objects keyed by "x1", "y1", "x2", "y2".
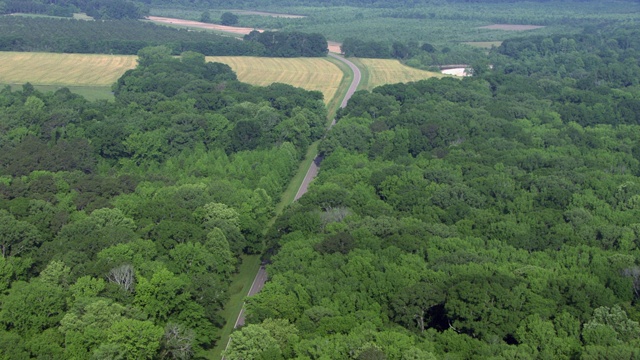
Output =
[
  {"x1": 479, "y1": 24, "x2": 544, "y2": 31},
  {"x1": 146, "y1": 16, "x2": 263, "y2": 35},
  {"x1": 231, "y1": 10, "x2": 306, "y2": 18},
  {"x1": 328, "y1": 41, "x2": 342, "y2": 54}
]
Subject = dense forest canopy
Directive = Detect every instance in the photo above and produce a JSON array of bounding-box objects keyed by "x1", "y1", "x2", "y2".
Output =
[
  {"x1": 220, "y1": 23, "x2": 640, "y2": 358},
  {"x1": 1, "y1": 0, "x2": 640, "y2": 357},
  {"x1": 0, "y1": 48, "x2": 327, "y2": 358}
]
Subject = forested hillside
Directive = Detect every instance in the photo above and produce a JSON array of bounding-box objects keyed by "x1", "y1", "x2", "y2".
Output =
[
  {"x1": 222, "y1": 24, "x2": 640, "y2": 358},
  {"x1": 0, "y1": 48, "x2": 327, "y2": 358}
]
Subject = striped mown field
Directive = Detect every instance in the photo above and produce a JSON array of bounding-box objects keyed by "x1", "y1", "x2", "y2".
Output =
[
  {"x1": 0, "y1": 52, "x2": 137, "y2": 86},
  {"x1": 0, "y1": 53, "x2": 448, "y2": 104},
  {"x1": 206, "y1": 56, "x2": 343, "y2": 104},
  {"x1": 354, "y1": 58, "x2": 447, "y2": 91}
]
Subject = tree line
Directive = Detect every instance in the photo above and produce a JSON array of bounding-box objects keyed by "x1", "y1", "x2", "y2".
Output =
[
  {"x1": 0, "y1": 16, "x2": 327, "y2": 57},
  {"x1": 1, "y1": 0, "x2": 146, "y2": 19},
  {"x1": 244, "y1": 30, "x2": 327, "y2": 57}
]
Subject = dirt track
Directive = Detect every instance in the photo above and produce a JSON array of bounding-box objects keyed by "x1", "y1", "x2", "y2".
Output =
[
  {"x1": 146, "y1": 16, "x2": 263, "y2": 35},
  {"x1": 479, "y1": 24, "x2": 544, "y2": 31},
  {"x1": 147, "y1": 16, "x2": 343, "y2": 53}
]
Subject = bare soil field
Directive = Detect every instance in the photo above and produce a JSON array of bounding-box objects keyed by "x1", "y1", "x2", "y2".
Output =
[
  {"x1": 479, "y1": 24, "x2": 545, "y2": 31},
  {"x1": 205, "y1": 56, "x2": 343, "y2": 103},
  {"x1": 146, "y1": 16, "x2": 263, "y2": 35},
  {"x1": 230, "y1": 10, "x2": 305, "y2": 18},
  {"x1": 327, "y1": 41, "x2": 342, "y2": 54}
]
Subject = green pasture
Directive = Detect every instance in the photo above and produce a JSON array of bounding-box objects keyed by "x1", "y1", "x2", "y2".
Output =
[{"x1": 2, "y1": 84, "x2": 113, "y2": 101}]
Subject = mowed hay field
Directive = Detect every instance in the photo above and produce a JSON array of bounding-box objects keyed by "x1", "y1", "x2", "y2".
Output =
[
  {"x1": 206, "y1": 56, "x2": 343, "y2": 104},
  {"x1": 353, "y1": 58, "x2": 447, "y2": 91},
  {"x1": 0, "y1": 52, "x2": 137, "y2": 86}
]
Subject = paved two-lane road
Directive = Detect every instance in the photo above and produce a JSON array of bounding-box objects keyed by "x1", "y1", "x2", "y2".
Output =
[
  {"x1": 328, "y1": 53, "x2": 361, "y2": 111},
  {"x1": 233, "y1": 265, "x2": 267, "y2": 328},
  {"x1": 294, "y1": 53, "x2": 361, "y2": 201}
]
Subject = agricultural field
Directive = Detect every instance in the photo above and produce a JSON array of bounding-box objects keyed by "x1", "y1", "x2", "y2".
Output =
[
  {"x1": 150, "y1": 1, "x2": 640, "y2": 45},
  {"x1": 206, "y1": 56, "x2": 343, "y2": 103},
  {"x1": 0, "y1": 52, "x2": 137, "y2": 99},
  {"x1": 353, "y1": 58, "x2": 447, "y2": 91},
  {"x1": 0, "y1": 52, "x2": 346, "y2": 102},
  {"x1": 0, "y1": 52, "x2": 445, "y2": 103},
  {"x1": 0, "y1": 52, "x2": 137, "y2": 85}
]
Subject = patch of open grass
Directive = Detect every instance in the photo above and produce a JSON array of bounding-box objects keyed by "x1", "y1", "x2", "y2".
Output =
[
  {"x1": 206, "y1": 56, "x2": 343, "y2": 104},
  {"x1": 2, "y1": 84, "x2": 114, "y2": 101},
  {"x1": 6, "y1": 12, "x2": 92, "y2": 20},
  {"x1": 207, "y1": 254, "x2": 261, "y2": 359},
  {"x1": 73, "y1": 12, "x2": 94, "y2": 20},
  {"x1": 352, "y1": 58, "x2": 446, "y2": 91},
  {"x1": 275, "y1": 141, "x2": 319, "y2": 216}
]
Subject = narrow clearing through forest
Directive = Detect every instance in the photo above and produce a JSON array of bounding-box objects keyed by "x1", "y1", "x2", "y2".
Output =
[{"x1": 222, "y1": 53, "x2": 361, "y2": 358}]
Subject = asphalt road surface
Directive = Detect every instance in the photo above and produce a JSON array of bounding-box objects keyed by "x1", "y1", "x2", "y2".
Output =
[
  {"x1": 294, "y1": 53, "x2": 362, "y2": 201},
  {"x1": 233, "y1": 265, "x2": 267, "y2": 328},
  {"x1": 328, "y1": 53, "x2": 362, "y2": 111}
]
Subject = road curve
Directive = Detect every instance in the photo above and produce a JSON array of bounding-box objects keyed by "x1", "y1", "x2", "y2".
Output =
[
  {"x1": 328, "y1": 53, "x2": 361, "y2": 111},
  {"x1": 293, "y1": 54, "x2": 362, "y2": 201}
]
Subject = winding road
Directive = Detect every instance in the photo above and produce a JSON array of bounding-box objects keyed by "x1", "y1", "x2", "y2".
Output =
[{"x1": 294, "y1": 53, "x2": 361, "y2": 201}]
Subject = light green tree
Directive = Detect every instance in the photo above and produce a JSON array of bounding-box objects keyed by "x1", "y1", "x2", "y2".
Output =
[
  {"x1": 224, "y1": 324, "x2": 281, "y2": 360},
  {"x1": 106, "y1": 319, "x2": 163, "y2": 360}
]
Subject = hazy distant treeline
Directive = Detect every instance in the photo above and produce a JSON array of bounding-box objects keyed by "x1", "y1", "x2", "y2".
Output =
[
  {"x1": 0, "y1": 0, "x2": 146, "y2": 19},
  {"x1": 0, "y1": 17, "x2": 326, "y2": 58}
]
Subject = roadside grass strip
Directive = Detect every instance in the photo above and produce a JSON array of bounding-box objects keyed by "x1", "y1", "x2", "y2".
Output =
[
  {"x1": 206, "y1": 56, "x2": 343, "y2": 104},
  {"x1": 0, "y1": 52, "x2": 137, "y2": 86},
  {"x1": 355, "y1": 58, "x2": 446, "y2": 91}
]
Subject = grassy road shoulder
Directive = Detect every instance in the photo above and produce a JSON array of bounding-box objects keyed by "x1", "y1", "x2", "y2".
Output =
[{"x1": 207, "y1": 255, "x2": 261, "y2": 359}]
